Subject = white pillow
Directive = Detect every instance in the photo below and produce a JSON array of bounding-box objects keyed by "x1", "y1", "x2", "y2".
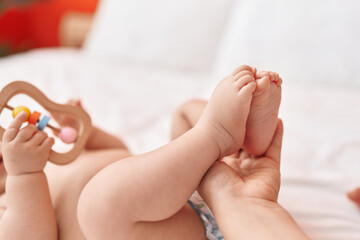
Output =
[
  {"x1": 215, "y1": 0, "x2": 360, "y2": 86},
  {"x1": 84, "y1": 0, "x2": 233, "y2": 72}
]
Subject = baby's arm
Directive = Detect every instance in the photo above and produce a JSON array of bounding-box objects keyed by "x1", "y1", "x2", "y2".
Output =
[{"x1": 0, "y1": 112, "x2": 57, "y2": 240}]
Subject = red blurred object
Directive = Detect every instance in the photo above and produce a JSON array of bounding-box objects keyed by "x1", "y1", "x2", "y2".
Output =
[
  {"x1": 0, "y1": 0, "x2": 98, "y2": 56},
  {"x1": 0, "y1": 8, "x2": 30, "y2": 55}
]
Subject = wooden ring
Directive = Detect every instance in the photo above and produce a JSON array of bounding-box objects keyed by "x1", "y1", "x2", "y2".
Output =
[{"x1": 0, "y1": 81, "x2": 92, "y2": 165}]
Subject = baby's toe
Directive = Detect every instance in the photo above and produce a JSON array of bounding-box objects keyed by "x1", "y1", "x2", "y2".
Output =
[
  {"x1": 233, "y1": 70, "x2": 254, "y2": 81},
  {"x1": 269, "y1": 72, "x2": 277, "y2": 82},
  {"x1": 235, "y1": 74, "x2": 255, "y2": 90},
  {"x1": 256, "y1": 71, "x2": 270, "y2": 79},
  {"x1": 232, "y1": 65, "x2": 256, "y2": 77},
  {"x1": 255, "y1": 75, "x2": 270, "y2": 94},
  {"x1": 239, "y1": 81, "x2": 256, "y2": 95}
]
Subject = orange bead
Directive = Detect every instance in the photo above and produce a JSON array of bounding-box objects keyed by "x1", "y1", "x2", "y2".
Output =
[{"x1": 28, "y1": 111, "x2": 41, "y2": 125}]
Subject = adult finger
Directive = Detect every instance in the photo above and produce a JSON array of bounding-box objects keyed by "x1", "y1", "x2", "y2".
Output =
[
  {"x1": 3, "y1": 112, "x2": 27, "y2": 142},
  {"x1": 265, "y1": 119, "x2": 284, "y2": 164}
]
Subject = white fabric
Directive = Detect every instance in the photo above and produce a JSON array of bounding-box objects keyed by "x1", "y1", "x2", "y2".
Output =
[
  {"x1": 84, "y1": 0, "x2": 233, "y2": 72},
  {"x1": 0, "y1": 49, "x2": 211, "y2": 153},
  {"x1": 279, "y1": 83, "x2": 360, "y2": 240},
  {"x1": 0, "y1": 48, "x2": 359, "y2": 240},
  {"x1": 215, "y1": 0, "x2": 360, "y2": 87}
]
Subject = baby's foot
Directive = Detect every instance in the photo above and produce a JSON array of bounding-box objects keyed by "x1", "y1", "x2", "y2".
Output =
[
  {"x1": 197, "y1": 65, "x2": 257, "y2": 158},
  {"x1": 242, "y1": 71, "x2": 282, "y2": 156}
]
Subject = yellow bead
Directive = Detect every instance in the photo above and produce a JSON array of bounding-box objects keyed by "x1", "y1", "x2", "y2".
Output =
[{"x1": 12, "y1": 106, "x2": 31, "y2": 121}]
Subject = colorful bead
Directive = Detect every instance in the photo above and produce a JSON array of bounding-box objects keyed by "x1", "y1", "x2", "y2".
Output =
[
  {"x1": 12, "y1": 106, "x2": 31, "y2": 121},
  {"x1": 59, "y1": 127, "x2": 78, "y2": 143},
  {"x1": 37, "y1": 116, "x2": 50, "y2": 130},
  {"x1": 28, "y1": 111, "x2": 41, "y2": 125}
]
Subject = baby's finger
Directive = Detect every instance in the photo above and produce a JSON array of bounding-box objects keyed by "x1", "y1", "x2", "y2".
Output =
[
  {"x1": 16, "y1": 124, "x2": 38, "y2": 142},
  {"x1": 40, "y1": 137, "x2": 55, "y2": 152},
  {"x1": 3, "y1": 112, "x2": 27, "y2": 142},
  {"x1": 265, "y1": 119, "x2": 284, "y2": 165},
  {"x1": 30, "y1": 131, "x2": 48, "y2": 146}
]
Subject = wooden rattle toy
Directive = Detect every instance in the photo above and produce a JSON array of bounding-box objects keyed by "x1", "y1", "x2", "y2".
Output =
[{"x1": 0, "y1": 81, "x2": 92, "y2": 165}]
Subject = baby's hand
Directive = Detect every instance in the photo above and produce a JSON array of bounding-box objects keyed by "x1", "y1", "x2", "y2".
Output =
[{"x1": 2, "y1": 112, "x2": 54, "y2": 176}]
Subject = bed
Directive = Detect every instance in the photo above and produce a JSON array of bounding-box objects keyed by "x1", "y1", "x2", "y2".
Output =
[{"x1": 1, "y1": 0, "x2": 360, "y2": 239}]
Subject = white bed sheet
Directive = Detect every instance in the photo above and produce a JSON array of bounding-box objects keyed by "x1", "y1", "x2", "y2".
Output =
[
  {"x1": 0, "y1": 48, "x2": 212, "y2": 153},
  {"x1": 279, "y1": 83, "x2": 360, "y2": 239},
  {"x1": 0, "y1": 48, "x2": 360, "y2": 239}
]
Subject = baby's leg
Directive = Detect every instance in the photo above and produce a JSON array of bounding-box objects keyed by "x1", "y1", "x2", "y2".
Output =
[
  {"x1": 78, "y1": 65, "x2": 256, "y2": 239},
  {"x1": 170, "y1": 99, "x2": 207, "y2": 140},
  {"x1": 243, "y1": 71, "x2": 282, "y2": 156}
]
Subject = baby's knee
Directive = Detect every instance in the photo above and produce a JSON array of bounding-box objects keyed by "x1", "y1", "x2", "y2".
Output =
[
  {"x1": 77, "y1": 180, "x2": 104, "y2": 238},
  {"x1": 78, "y1": 181, "x2": 122, "y2": 238},
  {"x1": 77, "y1": 170, "x2": 136, "y2": 238}
]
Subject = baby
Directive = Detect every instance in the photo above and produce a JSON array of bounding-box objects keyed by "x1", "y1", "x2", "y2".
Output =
[{"x1": 0, "y1": 65, "x2": 283, "y2": 239}]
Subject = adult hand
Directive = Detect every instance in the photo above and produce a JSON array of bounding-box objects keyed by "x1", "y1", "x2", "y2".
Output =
[
  {"x1": 199, "y1": 119, "x2": 283, "y2": 204},
  {"x1": 198, "y1": 119, "x2": 309, "y2": 240}
]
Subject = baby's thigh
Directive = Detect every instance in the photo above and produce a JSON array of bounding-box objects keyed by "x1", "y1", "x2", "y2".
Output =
[
  {"x1": 80, "y1": 202, "x2": 206, "y2": 240},
  {"x1": 130, "y1": 204, "x2": 206, "y2": 240}
]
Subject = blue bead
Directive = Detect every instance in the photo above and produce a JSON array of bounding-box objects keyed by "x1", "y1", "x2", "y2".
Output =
[{"x1": 38, "y1": 116, "x2": 50, "y2": 131}]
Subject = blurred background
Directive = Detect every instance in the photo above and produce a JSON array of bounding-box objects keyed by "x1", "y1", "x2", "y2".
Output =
[{"x1": 0, "y1": 0, "x2": 97, "y2": 57}]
